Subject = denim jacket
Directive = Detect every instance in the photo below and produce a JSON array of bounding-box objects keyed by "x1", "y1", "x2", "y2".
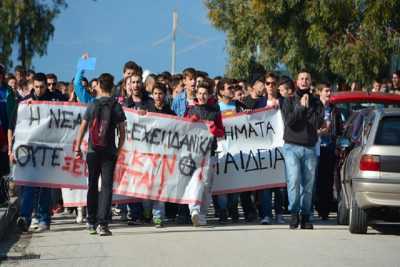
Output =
[{"x1": 171, "y1": 90, "x2": 188, "y2": 117}]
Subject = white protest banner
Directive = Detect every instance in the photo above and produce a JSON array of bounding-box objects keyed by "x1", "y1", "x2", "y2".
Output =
[
  {"x1": 213, "y1": 108, "x2": 286, "y2": 194},
  {"x1": 62, "y1": 189, "x2": 136, "y2": 207},
  {"x1": 13, "y1": 101, "x2": 213, "y2": 205}
]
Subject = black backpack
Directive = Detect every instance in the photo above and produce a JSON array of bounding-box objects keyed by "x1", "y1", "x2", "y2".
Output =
[{"x1": 89, "y1": 98, "x2": 116, "y2": 151}]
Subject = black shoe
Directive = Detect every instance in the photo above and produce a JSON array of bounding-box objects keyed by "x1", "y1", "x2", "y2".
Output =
[
  {"x1": 289, "y1": 214, "x2": 299, "y2": 229},
  {"x1": 230, "y1": 209, "x2": 239, "y2": 223},
  {"x1": 87, "y1": 223, "x2": 97, "y2": 235},
  {"x1": 97, "y1": 225, "x2": 112, "y2": 236},
  {"x1": 300, "y1": 215, "x2": 314, "y2": 229},
  {"x1": 16, "y1": 217, "x2": 28, "y2": 232},
  {"x1": 320, "y1": 214, "x2": 329, "y2": 221},
  {"x1": 176, "y1": 215, "x2": 191, "y2": 225},
  {"x1": 219, "y1": 209, "x2": 228, "y2": 225},
  {"x1": 245, "y1": 212, "x2": 257, "y2": 223},
  {"x1": 127, "y1": 218, "x2": 143, "y2": 226}
]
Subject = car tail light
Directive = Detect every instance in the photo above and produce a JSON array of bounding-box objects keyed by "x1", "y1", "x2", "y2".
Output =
[{"x1": 360, "y1": 155, "x2": 380, "y2": 171}]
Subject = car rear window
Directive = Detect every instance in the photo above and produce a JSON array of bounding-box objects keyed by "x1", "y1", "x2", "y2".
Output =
[{"x1": 375, "y1": 116, "x2": 400, "y2": 146}]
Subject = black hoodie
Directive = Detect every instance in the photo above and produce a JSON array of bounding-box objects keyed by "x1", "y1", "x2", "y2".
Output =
[{"x1": 281, "y1": 89, "x2": 324, "y2": 147}]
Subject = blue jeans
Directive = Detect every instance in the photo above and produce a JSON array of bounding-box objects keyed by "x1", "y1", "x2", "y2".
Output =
[
  {"x1": 142, "y1": 200, "x2": 165, "y2": 220},
  {"x1": 20, "y1": 186, "x2": 51, "y2": 226},
  {"x1": 119, "y1": 203, "x2": 143, "y2": 220},
  {"x1": 259, "y1": 189, "x2": 272, "y2": 218},
  {"x1": 259, "y1": 189, "x2": 285, "y2": 218},
  {"x1": 283, "y1": 143, "x2": 317, "y2": 216}
]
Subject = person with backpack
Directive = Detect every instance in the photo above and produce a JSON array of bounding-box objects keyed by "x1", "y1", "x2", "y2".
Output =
[{"x1": 74, "y1": 73, "x2": 126, "y2": 236}]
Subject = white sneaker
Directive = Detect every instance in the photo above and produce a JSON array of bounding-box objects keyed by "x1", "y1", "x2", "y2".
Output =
[
  {"x1": 29, "y1": 218, "x2": 39, "y2": 231},
  {"x1": 31, "y1": 217, "x2": 39, "y2": 225},
  {"x1": 260, "y1": 216, "x2": 272, "y2": 225},
  {"x1": 76, "y1": 214, "x2": 84, "y2": 224},
  {"x1": 276, "y1": 214, "x2": 286, "y2": 224},
  {"x1": 191, "y1": 211, "x2": 200, "y2": 227}
]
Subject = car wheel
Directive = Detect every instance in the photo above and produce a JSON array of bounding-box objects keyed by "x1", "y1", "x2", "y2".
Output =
[
  {"x1": 337, "y1": 191, "x2": 349, "y2": 225},
  {"x1": 349, "y1": 195, "x2": 368, "y2": 234}
]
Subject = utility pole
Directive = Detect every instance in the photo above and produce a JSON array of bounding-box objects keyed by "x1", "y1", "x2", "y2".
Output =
[{"x1": 171, "y1": 10, "x2": 178, "y2": 74}]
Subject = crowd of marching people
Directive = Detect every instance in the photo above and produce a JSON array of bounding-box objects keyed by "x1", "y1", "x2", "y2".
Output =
[{"x1": 1, "y1": 55, "x2": 400, "y2": 236}]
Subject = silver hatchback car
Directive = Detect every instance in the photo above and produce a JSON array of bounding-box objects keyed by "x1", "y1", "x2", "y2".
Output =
[{"x1": 339, "y1": 108, "x2": 400, "y2": 234}]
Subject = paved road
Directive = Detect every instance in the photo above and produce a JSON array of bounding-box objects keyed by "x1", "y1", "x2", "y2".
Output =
[{"x1": 1, "y1": 214, "x2": 400, "y2": 267}]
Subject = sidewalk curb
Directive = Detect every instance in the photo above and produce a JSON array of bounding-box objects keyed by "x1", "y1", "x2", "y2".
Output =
[{"x1": 0, "y1": 197, "x2": 19, "y2": 240}]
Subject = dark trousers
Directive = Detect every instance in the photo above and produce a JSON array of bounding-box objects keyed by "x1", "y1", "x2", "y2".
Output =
[
  {"x1": 240, "y1": 191, "x2": 257, "y2": 219},
  {"x1": 51, "y1": 189, "x2": 63, "y2": 208},
  {"x1": 315, "y1": 145, "x2": 336, "y2": 218},
  {"x1": 86, "y1": 152, "x2": 116, "y2": 226}
]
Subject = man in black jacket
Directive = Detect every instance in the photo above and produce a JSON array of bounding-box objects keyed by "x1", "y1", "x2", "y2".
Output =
[{"x1": 281, "y1": 70, "x2": 324, "y2": 230}]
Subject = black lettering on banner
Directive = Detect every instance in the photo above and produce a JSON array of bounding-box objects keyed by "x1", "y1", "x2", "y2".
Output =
[
  {"x1": 266, "y1": 121, "x2": 275, "y2": 135},
  {"x1": 255, "y1": 121, "x2": 265, "y2": 137},
  {"x1": 73, "y1": 113, "x2": 82, "y2": 129},
  {"x1": 49, "y1": 108, "x2": 81, "y2": 129},
  {"x1": 257, "y1": 149, "x2": 268, "y2": 170},
  {"x1": 29, "y1": 106, "x2": 40, "y2": 126},
  {"x1": 199, "y1": 137, "x2": 212, "y2": 155},
  {"x1": 248, "y1": 123, "x2": 258, "y2": 138},
  {"x1": 15, "y1": 144, "x2": 64, "y2": 168},
  {"x1": 245, "y1": 150, "x2": 259, "y2": 172},
  {"x1": 224, "y1": 120, "x2": 276, "y2": 141},
  {"x1": 141, "y1": 126, "x2": 151, "y2": 143},
  {"x1": 224, "y1": 152, "x2": 239, "y2": 174},
  {"x1": 180, "y1": 135, "x2": 190, "y2": 151},
  {"x1": 15, "y1": 145, "x2": 31, "y2": 167},
  {"x1": 215, "y1": 151, "x2": 220, "y2": 175},
  {"x1": 274, "y1": 148, "x2": 285, "y2": 169},
  {"x1": 188, "y1": 135, "x2": 198, "y2": 153},
  {"x1": 160, "y1": 130, "x2": 167, "y2": 144},
  {"x1": 49, "y1": 108, "x2": 61, "y2": 128},
  {"x1": 217, "y1": 147, "x2": 284, "y2": 175},
  {"x1": 169, "y1": 132, "x2": 180, "y2": 149},
  {"x1": 179, "y1": 154, "x2": 196, "y2": 176},
  {"x1": 235, "y1": 124, "x2": 247, "y2": 139},
  {"x1": 132, "y1": 123, "x2": 145, "y2": 141},
  {"x1": 149, "y1": 128, "x2": 161, "y2": 145},
  {"x1": 224, "y1": 126, "x2": 233, "y2": 140},
  {"x1": 51, "y1": 148, "x2": 63, "y2": 166},
  {"x1": 61, "y1": 110, "x2": 74, "y2": 129},
  {"x1": 269, "y1": 149, "x2": 273, "y2": 168},
  {"x1": 239, "y1": 150, "x2": 244, "y2": 169},
  {"x1": 130, "y1": 121, "x2": 212, "y2": 156}
]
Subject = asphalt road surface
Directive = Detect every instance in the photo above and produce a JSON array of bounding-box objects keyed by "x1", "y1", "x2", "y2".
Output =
[{"x1": 1, "y1": 213, "x2": 400, "y2": 267}]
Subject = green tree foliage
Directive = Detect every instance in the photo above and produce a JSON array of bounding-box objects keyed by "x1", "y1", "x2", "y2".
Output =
[
  {"x1": 205, "y1": 0, "x2": 400, "y2": 84},
  {"x1": 0, "y1": 0, "x2": 67, "y2": 69}
]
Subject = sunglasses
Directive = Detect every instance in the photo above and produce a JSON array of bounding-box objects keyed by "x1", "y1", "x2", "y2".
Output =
[
  {"x1": 48, "y1": 82, "x2": 57, "y2": 86},
  {"x1": 266, "y1": 81, "x2": 276, "y2": 86}
]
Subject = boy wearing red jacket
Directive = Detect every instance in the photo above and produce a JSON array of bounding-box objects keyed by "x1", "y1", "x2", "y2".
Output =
[{"x1": 185, "y1": 80, "x2": 224, "y2": 226}]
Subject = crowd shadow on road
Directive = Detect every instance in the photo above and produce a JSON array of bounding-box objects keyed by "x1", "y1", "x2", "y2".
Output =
[
  {"x1": 0, "y1": 221, "x2": 40, "y2": 264},
  {"x1": 44, "y1": 213, "x2": 400, "y2": 236},
  {"x1": 47, "y1": 214, "x2": 349, "y2": 235}
]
